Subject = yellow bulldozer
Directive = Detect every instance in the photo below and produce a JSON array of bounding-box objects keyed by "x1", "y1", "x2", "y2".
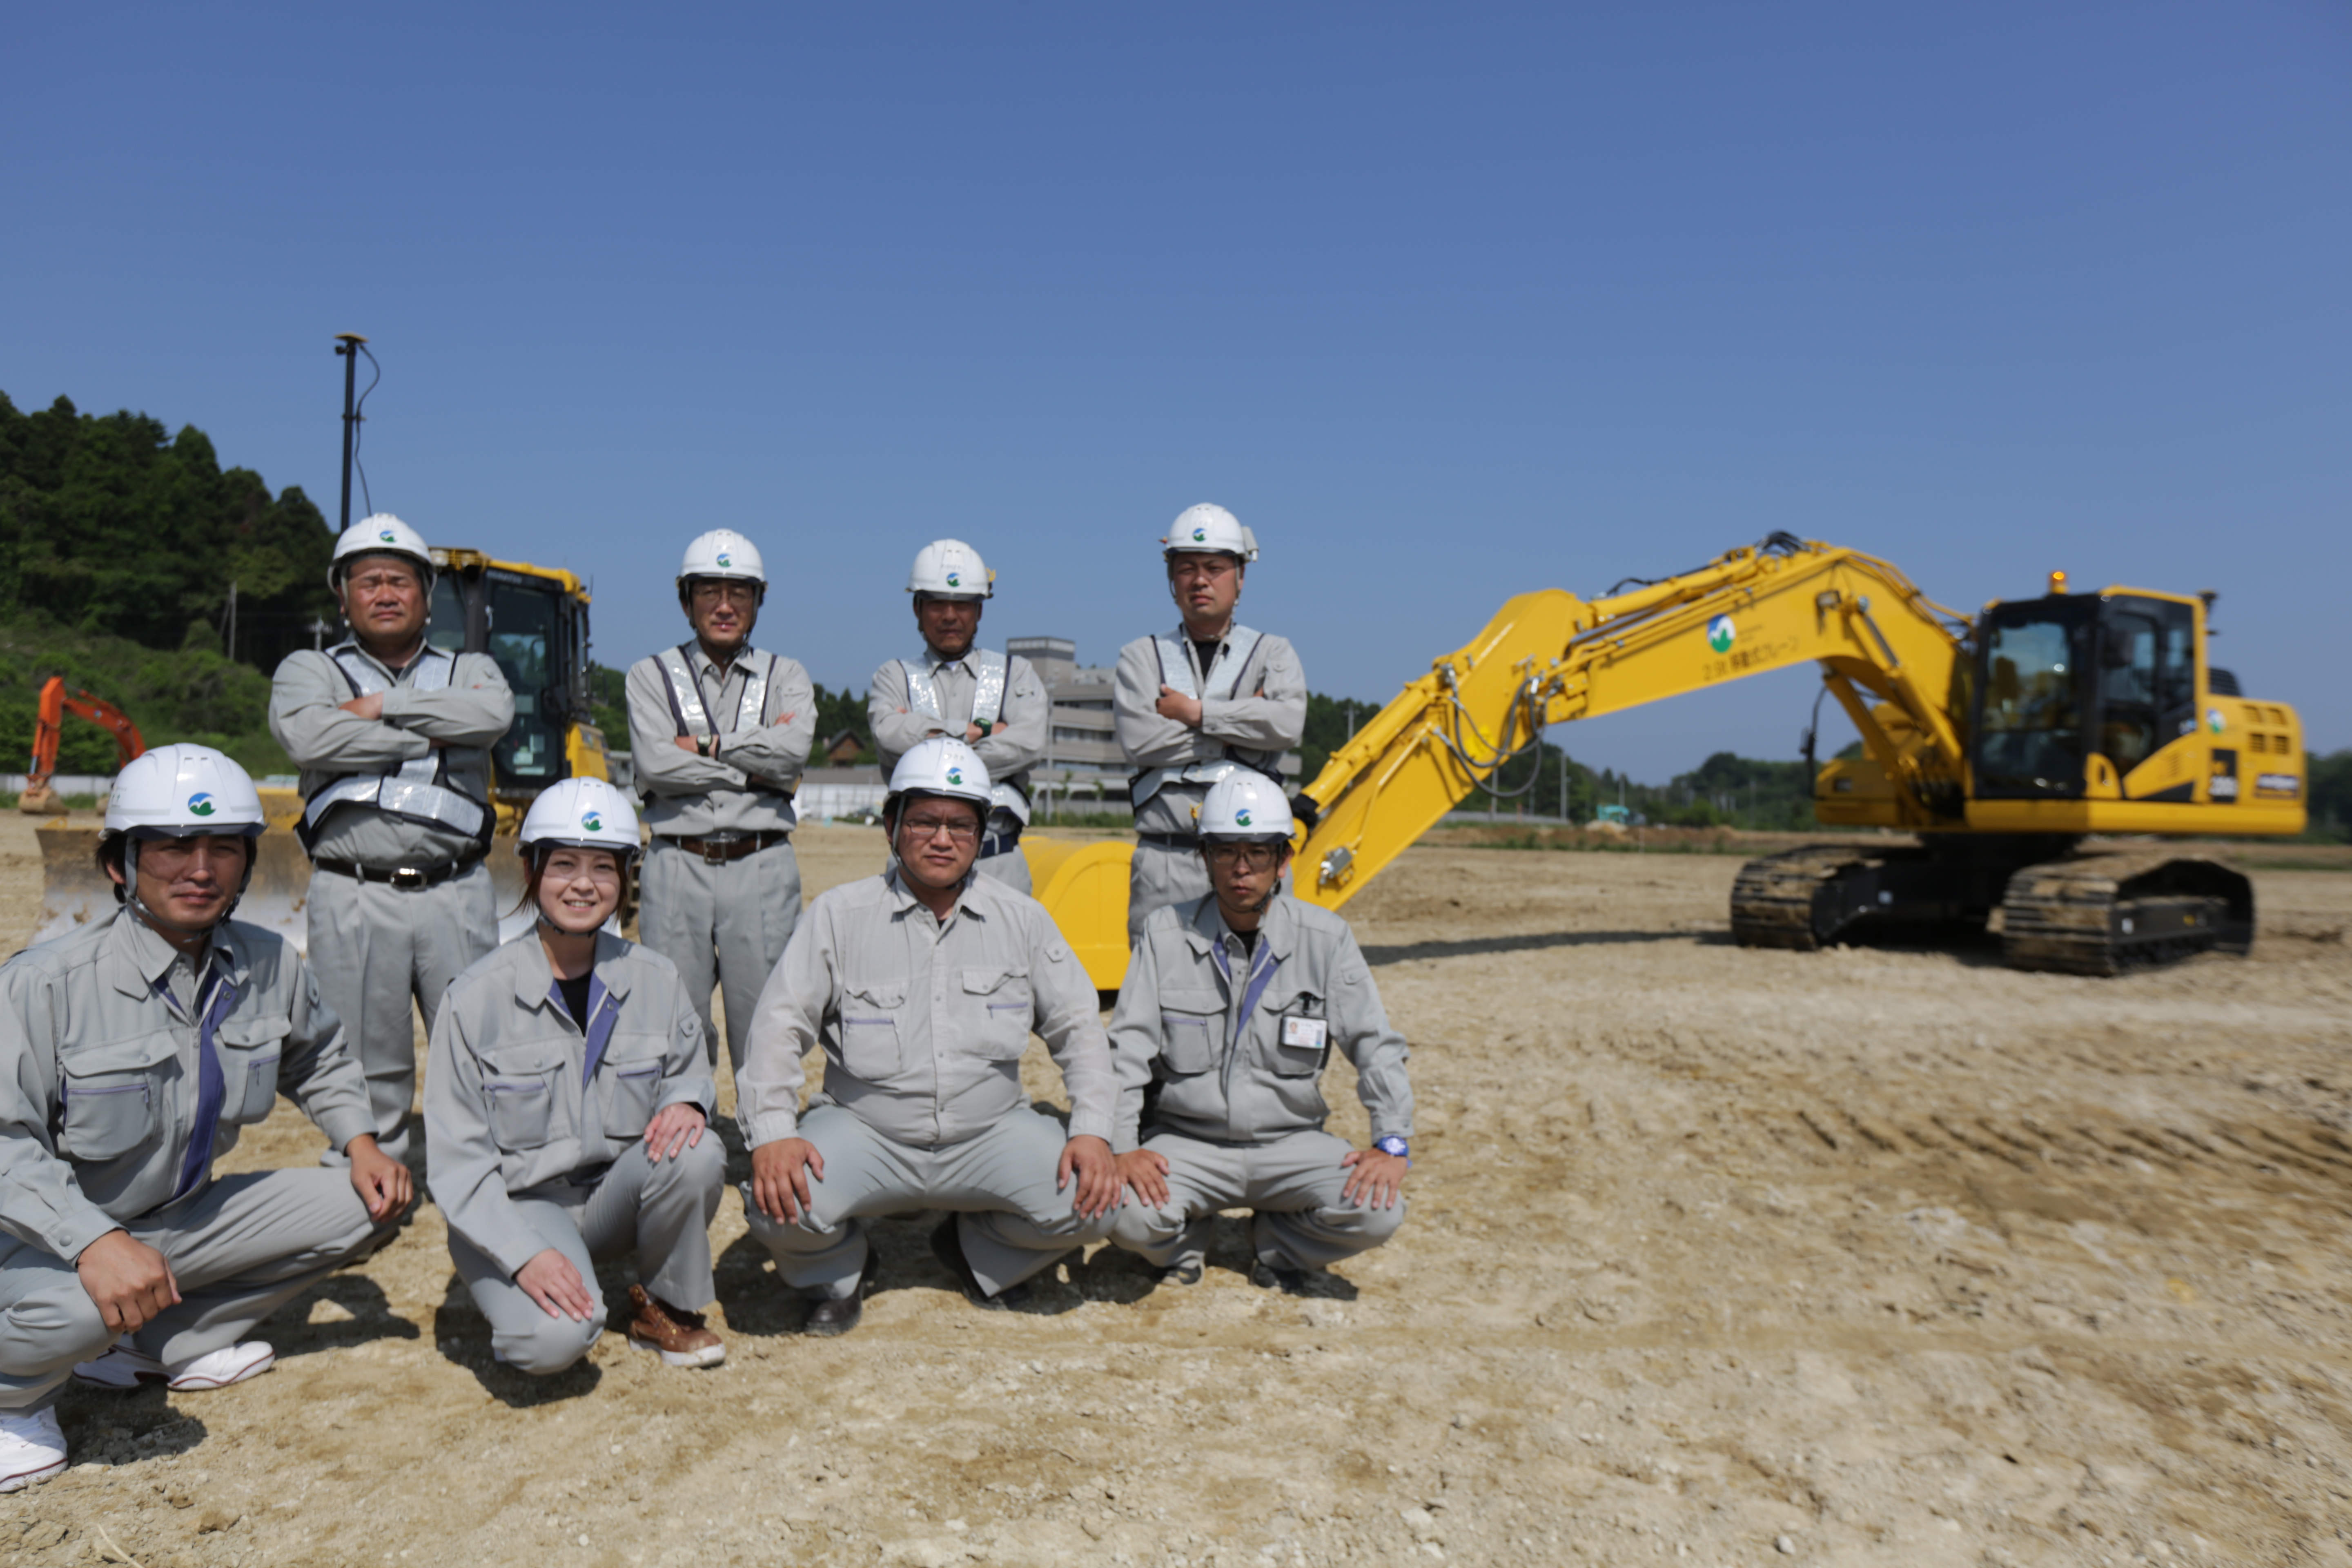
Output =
[
  {"x1": 33, "y1": 547, "x2": 610, "y2": 948},
  {"x1": 1030, "y1": 533, "x2": 2307, "y2": 986}
]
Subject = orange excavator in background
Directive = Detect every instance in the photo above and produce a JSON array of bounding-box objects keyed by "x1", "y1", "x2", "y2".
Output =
[{"x1": 17, "y1": 678, "x2": 145, "y2": 815}]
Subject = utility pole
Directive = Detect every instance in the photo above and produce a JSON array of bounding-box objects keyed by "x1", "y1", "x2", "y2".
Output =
[
  {"x1": 334, "y1": 332, "x2": 368, "y2": 530},
  {"x1": 307, "y1": 616, "x2": 332, "y2": 650},
  {"x1": 225, "y1": 581, "x2": 237, "y2": 662}
]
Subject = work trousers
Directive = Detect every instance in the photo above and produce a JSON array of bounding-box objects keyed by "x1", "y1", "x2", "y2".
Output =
[
  {"x1": 307, "y1": 861, "x2": 498, "y2": 1167},
  {"x1": 1127, "y1": 839, "x2": 1213, "y2": 943},
  {"x1": 638, "y1": 838, "x2": 801, "y2": 1076},
  {"x1": 741, "y1": 1104, "x2": 1111, "y2": 1301},
  {"x1": 447, "y1": 1135, "x2": 725, "y2": 1376},
  {"x1": 0, "y1": 1170, "x2": 382, "y2": 1412},
  {"x1": 1109, "y1": 1128, "x2": 1406, "y2": 1274}
]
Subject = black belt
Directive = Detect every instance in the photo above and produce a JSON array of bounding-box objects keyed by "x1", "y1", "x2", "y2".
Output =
[
  {"x1": 978, "y1": 825, "x2": 1023, "y2": 860},
  {"x1": 657, "y1": 831, "x2": 790, "y2": 865},
  {"x1": 312, "y1": 851, "x2": 486, "y2": 891},
  {"x1": 1137, "y1": 832, "x2": 1198, "y2": 850}
]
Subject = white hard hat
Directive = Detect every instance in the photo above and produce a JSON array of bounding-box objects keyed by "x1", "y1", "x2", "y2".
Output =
[
  {"x1": 518, "y1": 777, "x2": 641, "y2": 864},
  {"x1": 1162, "y1": 503, "x2": 1258, "y2": 563},
  {"x1": 1198, "y1": 773, "x2": 1294, "y2": 844},
  {"x1": 885, "y1": 736, "x2": 993, "y2": 813},
  {"x1": 677, "y1": 529, "x2": 767, "y2": 589},
  {"x1": 329, "y1": 514, "x2": 436, "y2": 591},
  {"x1": 907, "y1": 539, "x2": 994, "y2": 600},
  {"x1": 105, "y1": 745, "x2": 268, "y2": 840}
]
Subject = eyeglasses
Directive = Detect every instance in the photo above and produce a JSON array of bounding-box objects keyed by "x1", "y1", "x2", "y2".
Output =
[
  {"x1": 690, "y1": 581, "x2": 760, "y2": 606},
  {"x1": 901, "y1": 817, "x2": 980, "y2": 844},
  {"x1": 1169, "y1": 558, "x2": 1238, "y2": 583},
  {"x1": 1204, "y1": 843, "x2": 1283, "y2": 870}
]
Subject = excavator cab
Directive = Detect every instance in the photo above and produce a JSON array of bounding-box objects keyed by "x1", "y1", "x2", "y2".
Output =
[
  {"x1": 1971, "y1": 592, "x2": 2199, "y2": 799},
  {"x1": 427, "y1": 552, "x2": 606, "y2": 806}
]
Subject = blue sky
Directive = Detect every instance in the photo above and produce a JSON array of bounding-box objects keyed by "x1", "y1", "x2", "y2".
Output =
[{"x1": 7, "y1": 3, "x2": 2348, "y2": 781}]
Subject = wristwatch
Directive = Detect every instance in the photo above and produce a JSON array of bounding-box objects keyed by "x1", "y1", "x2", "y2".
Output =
[{"x1": 1374, "y1": 1135, "x2": 1410, "y2": 1161}]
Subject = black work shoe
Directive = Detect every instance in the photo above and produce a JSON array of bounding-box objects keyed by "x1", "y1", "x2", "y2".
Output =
[
  {"x1": 1249, "y1": 1257, "x2": 1312, "y2": 1295},
  {"x1": 1152, "y1": 1261, "x2": 1204, "y2": 1287},
  {"x1": 802, "y1": 1254, "x2": 877, "y2": 1337},
  {"x1": 929, "y1": 1217, "x2": 1032, "y2": 1310}
]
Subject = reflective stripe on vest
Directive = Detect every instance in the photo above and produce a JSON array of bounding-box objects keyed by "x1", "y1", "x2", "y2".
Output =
[
  {"x1": 1131, "y1": 627, "x2": 1276, "y2": 808},
  {"x1": 901, "y1": 649, "x2": 1028, "y2": 822},
  {"x1": 301, "y1": 645, "x2": 490, "y2": 841},
  {"x1": 657, "y1": 644, "x2": 772, "y2": 739}
]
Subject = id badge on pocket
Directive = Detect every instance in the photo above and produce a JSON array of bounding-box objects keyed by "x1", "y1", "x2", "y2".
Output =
[{"x1": 1280, "y1": 1016, "x2": 1328, "y2": 1050}]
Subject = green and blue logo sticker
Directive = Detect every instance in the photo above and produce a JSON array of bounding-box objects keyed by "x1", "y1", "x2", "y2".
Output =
[
  {"x1": 945, "y1": 571, "x2": 961, "y2": 587},
  {"x1": 2207, "y1": 709, "x2": 2225, "y2": 735},
  {"x1": 946, "y1": 766, "x2": 964, "y2": 786},
  {"x1": 1706, "y1": 615, "x2": 1737, "y2": 655},
  {"x1": 582, "y1": 811, "x2": 604, "y2": 833},
  {"x1": 1192, "y1": 526, "x2": 1207, "y2": 542},
  {"x1": 1234, "y1": 808, "x2": 1253, "y2": 827},
  {"x1": 377, "y1": 528, "x2": 398, "y2": 544},
  {"x1": 187, "y1": 792, "x2": 216, "y2": 817},
  {"x1": 716, "y1": 551, "x2": 733, "y2": 569}
]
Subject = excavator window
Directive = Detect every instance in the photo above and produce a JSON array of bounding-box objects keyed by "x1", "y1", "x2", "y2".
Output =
[
  {"x1": 485, "y1": 574, "x2": 568, "y2": 786},
  {"x1": 2095, "y1": 597, "x2": 2195, "y2": 771},
  {"x1": 1973, "y1": 602, "x2": 2093, "y2": 797}
]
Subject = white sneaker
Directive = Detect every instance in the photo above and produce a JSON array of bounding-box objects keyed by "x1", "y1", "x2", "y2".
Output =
[
  {"x1": 161, "y1": 1342, "x2": 275, "y2": 1390},
  {"x1": 0, "y1": 1408, "x2": 67, "y2": 1493}
]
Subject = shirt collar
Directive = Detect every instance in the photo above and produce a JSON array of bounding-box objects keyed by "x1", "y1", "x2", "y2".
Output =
[
  {"x1": 1181, "y1": 891, "x2": 1292, "y2": 964},
  {"x1": 511, "y1": 929, "x2": 636, "y2": 1010},
  {"x1": 691, "y1": 643, "x2": 754, "y2": 681},
  {"x1": 107, "y1": 906, "x2": 242, "y2": 1001},
  {"x1": 882, "y1": 865, "x2": 986, "y2": 923},
  {"x1": 918, "y1": 643, "x2": 973, "y2": 675}
]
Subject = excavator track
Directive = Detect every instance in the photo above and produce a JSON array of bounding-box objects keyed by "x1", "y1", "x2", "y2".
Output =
[
  {"x1": 1998, "y1": 849, "x2": 2252, "y2": 976},
  {"x1": 1730, "y1": 845, "x2": 1880, "y2": 950}
]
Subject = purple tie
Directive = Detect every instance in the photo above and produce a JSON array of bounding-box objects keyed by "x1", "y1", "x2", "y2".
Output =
[{"x1": 163, "y1": 966, "x2": 235, "y2": 1201}]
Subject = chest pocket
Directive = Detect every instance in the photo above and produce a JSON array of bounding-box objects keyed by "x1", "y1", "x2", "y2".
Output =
[
  {"x1": 596, "y1": 1033, "x2": 668, "y2": 1142},
  {"x1": 961, "y1": 966, "x2": 1034, "y2": 1061},
  {"x1": 58, "y1": 1032, "x2": 176, "y2": 1162},
  {"x1": 837, "y1": 982, "x2": 906, "y2": 1078},
  {"x1": 1265, "y1": 989, "x2": 1329, "y2": 1078},
  {"x1": 1156, "y1": 988, "x2": 1225, "y2": 1076},
  {"x1": 480, "y1": 1043, "x2": 569, "y2": 1152},
  {"x1": 214, "y1": 1014, "x2": 289, "y2": 1125}
]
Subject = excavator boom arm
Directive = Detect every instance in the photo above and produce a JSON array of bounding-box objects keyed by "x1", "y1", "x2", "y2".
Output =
[
  {"x1": 27, "y1": 677, "x2": 146, "y2": 785},
  {"x1": 1292, "y1": 536, "x2": 1971, "y2": 910}
]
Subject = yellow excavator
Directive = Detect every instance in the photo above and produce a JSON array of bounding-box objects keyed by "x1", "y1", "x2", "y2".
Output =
[
  {"x1": 33, "y1": 547, "x2": 611, "y2": 948},
  {"x1": 1031, "y1": 534, "x2": 2305, "y2": 986}
]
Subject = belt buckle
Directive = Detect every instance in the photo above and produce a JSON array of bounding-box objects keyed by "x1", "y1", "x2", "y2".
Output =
[
  {"x1": 701, "y1": 841, "x2": 730, "y2": 866},
  {"x1": 389, "y1": 866, "x2": 429, "y2": 891}
]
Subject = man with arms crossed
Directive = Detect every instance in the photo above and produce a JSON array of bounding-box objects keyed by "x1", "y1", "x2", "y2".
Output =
[
  {"x1": 868, "y1": 539, "x2": 1049, "y2": 891},
  {"x1": 269, "y1": 514, "x2": 515, "y2": 1167},
  {"x1": 739, "y1": 738, "x2": 1119, "y2": 1335},
  {"x1": 1108, "y1": 774, "x2": 1411, "y2": 1293},
  {"x1": 627, "y1": 529, "x2": 816, "y2": 1078},
  {"x1": 0, "y1": 748, "x2": 409, "y2": 1492},
  {"x1": 1113, "y1": 504, "x2": 1306, "y2": 941}
]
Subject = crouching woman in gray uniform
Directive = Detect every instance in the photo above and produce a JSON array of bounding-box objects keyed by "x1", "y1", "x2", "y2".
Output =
[
  {"x1": 1108, "y1": 774, "x2": 1413, "y2": 1293},
  {"x1": 425, "y1": 779, "x2": 726, "y2": 1374}
]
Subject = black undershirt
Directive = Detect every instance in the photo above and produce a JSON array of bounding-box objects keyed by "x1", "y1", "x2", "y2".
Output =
[
  {"x1": 1232, "y1": 927, "x2": 1260, "y2": 958},
  {"x1": 1189, "y1": 637, "x2": 1224, "y2": 683},
  {"x1": 557, "y1": 972, "x2": 593, "y2": 1031}
]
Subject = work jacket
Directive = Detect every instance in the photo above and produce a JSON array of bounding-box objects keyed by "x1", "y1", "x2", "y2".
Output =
[
  {"x1": 269, "y1": 642, "x2": 514, "y2": 866},
  {"x1": 1111, "y1": 628, "x2": 1305, "y2": 837},
  {"x1": 1109, "y1": 893, "x2": 1412, "y2": 1151},
  {"x1": 0, "y1": 910, "x2": 373, "y2": 1262},
  {"x1": 625, "y1": 644, "x2": 815, "y2": 837},
  {"x1": 867, "y1": 646, "x2": 1048, "y2": 817},
  {"x1": 737, "y1": 869, "x2": 1116, "y2": 1151},
  {"x1": 424, "y1": 931, "x2": 715, "y2": 1277}
]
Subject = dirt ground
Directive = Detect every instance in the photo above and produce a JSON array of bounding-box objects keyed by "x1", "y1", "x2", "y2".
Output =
[{"x1": 2, "y1": 819, "x2": 2349, "y2": 1568}]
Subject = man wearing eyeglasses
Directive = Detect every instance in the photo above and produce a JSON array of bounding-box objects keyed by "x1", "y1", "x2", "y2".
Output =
[
  {"x1": 737, "y1": 738, "x2": 1120, "y2": 1335},
  {"x1": 1106, "y1": 774, "x2": 1412, "y2": 1295},
  {"x1": 1113, "y1": 503, "x2": 1307, "y2": 941},
  {"x1": 626, "y1": 530, "x2": 815, "y2": 1080}
]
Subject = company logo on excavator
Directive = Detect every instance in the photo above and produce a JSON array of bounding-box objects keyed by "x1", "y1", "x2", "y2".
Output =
[
  {"x1": 187, "y1": 793, "x2": 215, "y2": 817},
  {"x1": 2207, "y1": 709, "x2": 2225, "y2": 734},
  {"x1": 1706, "y1": 615, "x2": 1737, "y2": 655}
]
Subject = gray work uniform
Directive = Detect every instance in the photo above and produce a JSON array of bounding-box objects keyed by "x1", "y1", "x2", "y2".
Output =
[
  {"x1": 1107, "y1": 893, "x2": 1412, "y2": 1276},
  {"x1": 0, "y1": 911, "x2": 384, "y2": 1412},
  {"x1": 737, "y1": 870, "x2": 1118, "y2": 1300},
  {"x1": 1112, "y1": 628, "x2": 1305, "y2": 940},
  {"x1": 424, "y1": 932, "x2": 720, "y2": 1375},
  {"x1": 626, "y1": 643, "x2": 815, "y2": 1076},
  {"x1": 270, "y1": 640, "x2": 515, "y2": 1165},
  {"x1": 870, "y1": 647, "x2": 1048, "y2": 893}
]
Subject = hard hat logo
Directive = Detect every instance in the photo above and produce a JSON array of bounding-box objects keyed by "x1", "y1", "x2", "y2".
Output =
[
  {"x1": 716, "y1": 552, "x2": 732, "y2": 569},
  {"x1": 377, "y1": 528, "x2": 396, "y2": 544},
  {"x1": 1192, "y1": 527, "x2": 1207, "y2": 542},
  {"x1": 1235, "y1": 808, "x2": 1252, "y2": 827},
  {"x1": 1707, "y1": 615, "x2": 1737, "y2": 655},
  {"x1": 946, "y1": 767, "x2": 964, "y2": 786},
  {"x1": 945, "y1": 572, "x2": 960, "y2": 587},
  {"x1": 582, "y1": 811, "x2": 604, "y2": 833},
  {"x1": 187, "y1": 792, "x2": 215, "y2": 817}
]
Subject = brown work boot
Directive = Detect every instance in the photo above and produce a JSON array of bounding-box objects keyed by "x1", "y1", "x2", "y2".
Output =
[{"x1": 626, "y1": 1285, "x2": 725, "y2": 1368}]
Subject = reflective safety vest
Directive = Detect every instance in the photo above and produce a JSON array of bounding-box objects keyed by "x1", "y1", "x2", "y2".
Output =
[
  {"x1": 1129, "y1": 626, "x2": 1283, "y2": 808},
  {"x1": 654, "y1": 644, "x2": 796, "y2": 821},
  {"x1": 900, "y1": 648, "x2": 1029, "y2": 824},
  {"x1": 299, "y1": 643, "x2": 491, "y2": 849}
]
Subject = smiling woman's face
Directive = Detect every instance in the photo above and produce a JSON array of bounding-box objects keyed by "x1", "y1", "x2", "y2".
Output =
[{"x1": 535, "y1": 846, "x2": 624, "y2": 934}]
